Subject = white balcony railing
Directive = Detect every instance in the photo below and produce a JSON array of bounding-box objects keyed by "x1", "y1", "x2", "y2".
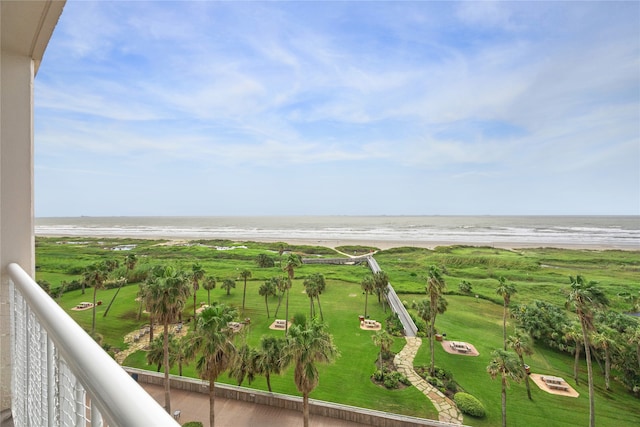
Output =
[{"x1": 8, "y1": 263, "x2": 178, "y2": 427}]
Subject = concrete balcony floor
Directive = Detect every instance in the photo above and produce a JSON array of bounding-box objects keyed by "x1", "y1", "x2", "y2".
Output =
[{"x1": 141, "y1": 382, "x2": 367, "y2": 427}]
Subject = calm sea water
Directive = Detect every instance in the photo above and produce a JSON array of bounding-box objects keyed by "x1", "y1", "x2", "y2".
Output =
[{"x1": 34, "y1": 216, "x2": 640, "y2": 249}]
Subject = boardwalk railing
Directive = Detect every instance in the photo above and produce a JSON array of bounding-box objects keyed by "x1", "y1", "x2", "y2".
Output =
[
  {"x1": 8, "y1": 263, "x2": 178, "y2": 427},
  {"x1": 366, "y1": 257, "x2": 418, "y2": 337}
]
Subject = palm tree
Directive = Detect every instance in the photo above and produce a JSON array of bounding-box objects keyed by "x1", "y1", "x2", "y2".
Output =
[
  {"x1": 426, "y1": 266, "x2": 446, "y2": 376},
  {"x1": 303, "y1": 273, "x2": 326, "y2": 320},
  {"x1": 203, "y1": 275, "x2": 216, "y2": 305},
  {"x1": 282, "y1": 254, "x2": 302, "y2": 334},
  {"x1": 565, "y1": 275, "x2": 609, "y2": 427},
  {"x1": 103, "y1": 253, "x2": 137, "y2": 317},
  {"x1": 487, "y1": 349, "x2": 524, "y2": 427},
  {"x1": 371, "y1": 329, "x2": 394, "y2": 368},
  {"x1": 186, "y1": 303, "x2": 237, "y2": 427},
  {"x1": 136, "y1": 280, "x2": 148, "y2": 321},
  {"x1": 304, "y1": 276, "x2": 318, "y2": 319},
  {"x1": 145, "y1": 265, "x2": 191, "y2": 414},
  {"x1": 191, "y1": 263, "x2": 206, "y2": 322},
  {"x1": 239, "y1": 268, "x2": 252, "y2": 315},
  {"x1": 147, "y1": 333, "x2": 167, "y2": 372},
  {"x1": 282, "y1": 320, "x2": 339, "y2": 427},
  {"x1": 255, "y1": 335, "x2": 285, "y2": 392},
  {"x1": 507, "y1": 329, "x2": 534, "y2": 400},
  {"x1": 229, "y1": 343, "x2": 258, "y2": 386},
  {"x1": 412, "y1": 296, "x2": 448, "y2": 376},
  {"x1": 221, "y1": 278, "x2": 236, "y2": 295},
  {"x1": 147, "y1": 333, "x2": 178, "y2": 373},
  {"x1": 372, "y1": 270, "x2": 389, "y2": 311},
  {"x1": 272, "y1": 276, "x2": 288, "y2": 318},
  {"x1": 258, "y1": 278, "x2": 277, "y2": 318},
  {"x1": 282, "y1": 253, "x2": 302, "y2": 281},
  {"x1": 82, "y1": 262, "x2": 109, "y2": 336},
  {"x1": 564, "y1": 321, "x2": 585, "y2": 385},
  {"x1": 360, "y1": 275, "x2": 375, "y2": 318},
  {"x1": 591, "y1": 326, "x2": 617, "y2": 390},
  {"x1": 496, "y1": 277, "x2": 517, "y2": 350}
]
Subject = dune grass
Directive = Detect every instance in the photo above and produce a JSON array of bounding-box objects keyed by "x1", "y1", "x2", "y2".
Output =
[{"x1": 36, "y1": 237, "x2": 640, "y2": 425}]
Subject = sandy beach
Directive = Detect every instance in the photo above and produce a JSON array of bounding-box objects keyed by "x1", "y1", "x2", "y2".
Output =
[
  {"x1": 35, "y1": 215, "x2": 640, "y2": 251},
  {"x1": 35, "y1": 231, "x2": 636, "y2": 251}
]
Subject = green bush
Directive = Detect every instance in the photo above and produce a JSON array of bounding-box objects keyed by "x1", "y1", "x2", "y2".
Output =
[
  {"x1": 292, "y1": 313, "x2": 307, "y2": 327},
  {"x1": 182, "y1": 422, "x2": 203, "y2": 427},
  {"x1": 454, "y1": 392, "x2": 486, "y2": 418},
  {"x1": 426, "y1": 376, "x2": 444, "y2": 389}
]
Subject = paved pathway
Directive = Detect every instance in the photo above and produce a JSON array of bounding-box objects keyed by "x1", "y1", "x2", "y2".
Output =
[{"x1": 394, "y1": 337, "x2": 464, "y2": 425}]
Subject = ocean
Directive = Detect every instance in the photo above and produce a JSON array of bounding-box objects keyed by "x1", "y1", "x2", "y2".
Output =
[{"x1": 34, "y1": 216, "x2": 640, "y2": 250}]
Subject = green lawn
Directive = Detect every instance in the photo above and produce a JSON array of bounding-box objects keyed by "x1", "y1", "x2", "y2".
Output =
[{"x1": 38, "y1": 237, "x2": 640, "y2": 426}]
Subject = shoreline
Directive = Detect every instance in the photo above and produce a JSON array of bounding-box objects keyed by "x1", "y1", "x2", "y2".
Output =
[{"x1": 35, "y1": 232, "x2": 638, "y2": 251}]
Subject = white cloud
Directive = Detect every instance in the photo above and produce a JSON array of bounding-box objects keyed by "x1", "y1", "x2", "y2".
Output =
[{"x1": 34, "y1": 1, "x2": 640, "y2": 216}]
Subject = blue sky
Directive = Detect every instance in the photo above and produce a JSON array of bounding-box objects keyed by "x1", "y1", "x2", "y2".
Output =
[{"x1": 34, "y1": 1, "x2": 640, "y2": 217}]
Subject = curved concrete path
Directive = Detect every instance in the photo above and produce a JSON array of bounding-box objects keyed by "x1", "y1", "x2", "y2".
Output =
[{"x1": 394, "y1": 337, "x2": 464, "y2": 425}]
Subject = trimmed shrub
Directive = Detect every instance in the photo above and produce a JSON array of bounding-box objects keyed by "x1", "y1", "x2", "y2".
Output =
[
  {"x1": 454, "y1": 392, "x2": 486, "y2": 418},
  {"x1": 182, "y1": 422, "x2": 203, "y2": 427}
]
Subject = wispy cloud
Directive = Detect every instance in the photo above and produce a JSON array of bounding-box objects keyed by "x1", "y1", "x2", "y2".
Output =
[{"x1": 34, "y1": 1, "x2": 640, "y2": 216}]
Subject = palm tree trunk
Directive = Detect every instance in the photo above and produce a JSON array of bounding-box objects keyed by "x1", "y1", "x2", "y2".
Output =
[
  {"x1": 149, "y1": 315, "x2": 154, "y2": 343},
  {"x1": 103, "y1": 282, "x2": 124, "y2": 317},
  {"x1": 519, "y1": 354, "x2": 532, "y2": 400},
  {"x1": 429, "y1": 317, "x2": 436, "y2": 376},
  {"x1": 91, "y1": 286, "x2": 98, "y2": 335},
  {"x1": 163, "y1": 322, "x2": 171, "y2": 413},
  {"x1": 242, "y1": 280, "x2": 247, "y2": 315},
  {"x1": 209, "y1": 374, "x2": 216, "y2": 427},
  {"x1": 503, "y1": 304, "x2": 508, "y2": 350},
  {"x1": 501, "y1": 375, "x2": 507, "y2": 427},
  {"x1": 266, "y1": 372, "x2": 272, "y2": 392},
  {"x1": 207, "y1": 289, "x2": 211, "y2": 305},
  {"x1": 636, "y1": 344, "x2": 640, "y2": 369},
  {"x1": 194, "y1": 292, "x2": 197, "y2": 325},
  {"x1": 316, "y1": 295, "x2": 324, "y2": 321},
  {"x1": 364, "y1": 291, "x2": 369, "y2": 317},
  {"x1": 274, "y1": 292, "x2": 283, "y2": 318},
  {"x1": 303, "y1": 392, "x2": 310, "y2": 427},
  {"x1": 264, "y1": 296, "x2": 270, "y2": 318},
  {"x1": 285, "y1": 288, "x2": 290, "y2": 335},
  {"x1": 604, "y1": 349, "x2": 611, "y2": 390},
  {"x1": 574, "y1": 345, "x2": 581, "y2": 385},
  {"x1": 581, "y1": 318, "x2": 596, "y2": 427}
]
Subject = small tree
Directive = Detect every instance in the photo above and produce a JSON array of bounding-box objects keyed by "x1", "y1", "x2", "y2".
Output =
[
  {"x1": 258, "y1": 278, "x2": 277, "y2": 318},
  {"x1": 507, "y1": 329, "x2": 534, "y2": 400},
  {"x1": 255, "y1": 335, "x2": 286, "y2": 392},
  {"x1": 203, "y1": 275, "x2": 216, "y2": 305},
  {"x1": 221, "y1": 278, "x2": 236, "y2": 295},
  {"x1": 186, "y1": 303, "x2": 237, "y2": 427},
  {"x1": 487, "y1": 349, "x2": 524, "y2": 427},
  {"x1": 282, "y1": 320, "x2": 339, "y2": 427},
  {"x1": 361, "y1": 275, "x2": 375, "y2": 318},
  {"x1": 565, "y1": 275, "x2": 609, "y2": 427},
  {"x1": 458, "y1": 280, "x2": 472, "y2": 294},
  {"x1": 496, "y1": 277, "x2": 517, "y2": 350},
  {"x1": 191, "y1": 263, "x2": 206, "y2": 322},
  {"x1": 372, "y1": 329, "x2": 394, "y2": 368},
  {"x1": 239, "y1": 269, "x2": 252, "y2": 315}
]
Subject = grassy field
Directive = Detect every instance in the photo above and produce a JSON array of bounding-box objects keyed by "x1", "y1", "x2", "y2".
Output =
[{"x1": 36, "y1": 237, "x2": 640, "y2": 426}]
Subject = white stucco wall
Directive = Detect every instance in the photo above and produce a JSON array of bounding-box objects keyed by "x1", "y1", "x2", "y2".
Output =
[{"x1": 0, "y1": 0, "x2": 65, "y2": 417}]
